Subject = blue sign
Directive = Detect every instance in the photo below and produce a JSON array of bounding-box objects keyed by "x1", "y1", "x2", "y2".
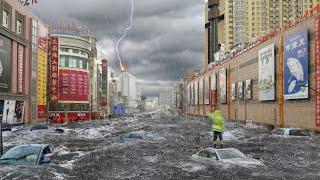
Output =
[{"x1": 284, "y1": 28, "x2": 309, "y2": 100}]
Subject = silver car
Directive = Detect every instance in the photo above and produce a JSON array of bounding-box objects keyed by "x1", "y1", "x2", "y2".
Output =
[
  {"x1": 192, "y1": 148, "x2": 262, "y2": 166},
  {"x1": 271, "y1": 128, "x2": 310, "y2": 137}
]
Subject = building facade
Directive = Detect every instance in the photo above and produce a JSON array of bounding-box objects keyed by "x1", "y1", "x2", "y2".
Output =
[
  {"x1": 49, "y1": 34, "x2": 96, "y2": 122},
  {"x1": 118, "y1": 72, "x2": 137, "y2": 108},
  {"x1": 0, "y1": 0, "x2": 49, "y2": 125}
]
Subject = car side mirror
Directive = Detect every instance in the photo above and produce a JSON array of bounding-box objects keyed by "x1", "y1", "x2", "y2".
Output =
[{"x1": 41, "y1": 157, "x2": 52, "y2": 164}]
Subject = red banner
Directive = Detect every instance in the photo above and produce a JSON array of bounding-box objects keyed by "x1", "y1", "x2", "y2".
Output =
[
  {"x1": 38, "y1": 105, "x2": 46, "y2": 118},
  {"x1": 50, "y1": 37, "x2": 59, "y2": 104},
  {"x1": 58, "y1": 69, "x2": 89, "y2": 102},
  {"x1": 210, "y1": 90, "x2": 217, "y2": 111},
  {"x1": 17, "y1": 44, "x2": 24, "y2": 93},
  {"x1": 315, "y1": 17, "x2": 320, "y2": 127}
]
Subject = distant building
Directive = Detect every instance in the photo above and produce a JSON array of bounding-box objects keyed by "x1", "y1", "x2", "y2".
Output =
[
  {"x1": 118, "y1": 72, "x2": 137, "y2": 107},
  {"x1": 145, "y1": 97, "x2": 159, "y2": 111},
  {"x1": 159, "y1": 91, "x2": 173, "y2": 107}
]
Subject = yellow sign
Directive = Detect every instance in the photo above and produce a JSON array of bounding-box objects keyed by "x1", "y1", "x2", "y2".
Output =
[{"x1": 37, "y1": 49, "x2": 47, "y2": 105}]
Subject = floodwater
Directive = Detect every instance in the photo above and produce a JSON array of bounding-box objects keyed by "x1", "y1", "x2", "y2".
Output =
[{"x1": 1, "y1": 112, "x2": 320, "y2": 179}]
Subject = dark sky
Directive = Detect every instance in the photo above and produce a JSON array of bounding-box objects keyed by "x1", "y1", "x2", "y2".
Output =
[{"x1": 30, "y1": 0, "x2": 204, "y2": 96}]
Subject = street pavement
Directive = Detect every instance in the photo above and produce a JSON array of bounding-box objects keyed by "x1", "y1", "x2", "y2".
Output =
[{"x1": 1, "y1": 112, "x2": 320, "y2": 179}]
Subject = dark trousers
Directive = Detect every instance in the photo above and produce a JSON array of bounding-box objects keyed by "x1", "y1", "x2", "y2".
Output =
[{"x1": 213, "y1": 131, "x2": 223, "y2": 141}]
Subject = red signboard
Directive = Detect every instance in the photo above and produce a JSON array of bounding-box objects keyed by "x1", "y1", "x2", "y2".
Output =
[
  {"x1": 210, "y1": 90, "x2": 217, "y2": 111},
  {"x1": 17, "y1": 44, "x2": 24, "y2": 93},
  {"x1": 38, "y1": 105, "x2": 46, "y2": 118},
  {"x1": 38, "y1": 37, "x2": 47, "y2": 51},
  {"x1": 50, "y1": 37, "x2": 59, "y2": 104},
  {"x1": 315, "y1": 17, "x2": 320, "y2": 127},
  {"x1": 58, "y1": 69, "x2": 89, "y2": 102}
]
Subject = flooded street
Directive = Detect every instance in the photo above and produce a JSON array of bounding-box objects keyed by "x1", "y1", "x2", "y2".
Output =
[{"x1": 1, "y1": 112, "x2": 320, "y2": 179}]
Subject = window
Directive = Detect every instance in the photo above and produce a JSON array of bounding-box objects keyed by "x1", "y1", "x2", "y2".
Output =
[
  {"x1": 2, "y1": 10, "x2": 9, "y2": 28},
  {"x1": 61, "y1": 48, "x2": 69, "y2": 52},
  {"x1": 273, "y1": 129, "x2": 284, "y2": 135},
  {"x1": 60, "y1": 56, "x2": 66, "y2": 67},
  {"x1": 289, "y1": 130, "x2": 310, "y2": 137},
  {"x1": 16, "y1": 19, "x2": 23, "y2": 35},
  {"x1": 72, "y1": 49, "x2": 79, "y2": 54},
  {"x1": 69, "y1": 57, "x2": 77, "y2": 68},
  {"x1": 79, "y1": 59, "x2": 83, "y2": 69}
]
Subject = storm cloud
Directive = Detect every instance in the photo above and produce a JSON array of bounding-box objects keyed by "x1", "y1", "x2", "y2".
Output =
[{"x1": 30, "y1": 0, "x2": 204, "y2": 96}]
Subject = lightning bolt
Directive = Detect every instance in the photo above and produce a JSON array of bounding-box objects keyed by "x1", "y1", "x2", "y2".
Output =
[{"x1": 116, "y1": 0, "x2": 134, "y2": 71}]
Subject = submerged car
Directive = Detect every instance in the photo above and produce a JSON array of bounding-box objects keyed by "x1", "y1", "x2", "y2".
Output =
[
  {"x1": 192, "y1": 148, "x2": 262, "y2": 167},
  {"x1": 119, "y1": 131, "x2": 157, "y2": 141},
  {"x1": 0, "y1": 144, "x2": 54, "y2": 165},
  {"x1": 271, "y1": 128, "x2": 310, "y2": 137}
]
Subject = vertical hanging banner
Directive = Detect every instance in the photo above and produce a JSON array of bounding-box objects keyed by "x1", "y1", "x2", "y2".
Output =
[
  {"x1": 101, "y1": 59, "x2": 108, "y2": 106},
  {"x1": 258, "y1": 44, "x2": 275, "y2": 101},
  {"x1": 210, "y1": 73, "x2": 217, "y2": 109},
  {"x1": 17, "y1": 44, "x2": 24, "y2": 93},
  {"x1": 204, "y1": 76, "x2": 210, "y2": 105},
  {"x1": 284, "y1": 28, "x2": 309, "y2": 100},
  {"x1": 50, "y1": 37, "x2": 59, "y2": 104},
  {"x1": 37, "y1": 37, "x2": 48, "y2": 118},
  {"x1": 199, "y1": 78, "x2": 204, "y2": 105},
  {"x1": 315, "y1": 17, "x2": 320, "y2": 127},
  {"x1": 219, "y1": 68, "x2": 227, "y2": 104}
]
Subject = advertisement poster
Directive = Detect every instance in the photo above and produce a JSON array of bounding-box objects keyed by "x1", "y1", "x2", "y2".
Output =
[
  {"x1": 37, "y1": 37, "x2": 48, "y2": 118},
  {"x1": 238, "y1": 81, "x2": 244, "y2": 100},
  {"x1": 0, "y1": 35, "x2": 11, "y2": 92},
  {"x1": 199, "y1": 78, "x2": 204, "y2": 105},
  {"x1": 211, "y1": 73, "x2": 216, "y2": 90},
  {"x1": 17, "y1": 44, "x2": 24, "y2": 93},
  {"x1": 2, "y1": 100, "x2": 16, "y2": 124},
  {"x1": 259, "y1": 44, "x2": 275, "y2": 101},
  {"x1": 284, "y1": 28, "x2": 309, "y2": 100},
  {"x1": 204, "y1": 76, "x2": 210, "y2": 104},
  {"x1": 231, "y1": 83, "x2": 236, "y2": 101},
  {"x1": 59, "y1": 69, "x2": 89, "y2": 102},
  {"x1": 195, "y1": 81, "x2": 199, "y2": 105},
  {"x1": 13, "y1": 101, "x2": 24, "y2": 124},
  {"x1": 245, "y1": 79, "x2": 252, "y2": 100},
  {"x1": 50, "y1": 37, "x2": 59, "y2": 103},
  {"x1": 219, "y1": 68, "x2": 227, "y2": 104}
]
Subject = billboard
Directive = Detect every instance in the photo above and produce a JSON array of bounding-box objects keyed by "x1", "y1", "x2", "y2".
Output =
[
  {"x1": 17, "y1": 44, "x2": 24, "y2": 93},
  {"x1": 2, "y1": 100, "x2": 16, "y2": 124},
  {"x1": 204, "y1": 76, "x2": 210, "y2": 104},
  {"x1": 219, "y1": 68, "x2": 227, "y2": 104},
  {"x1": 37, "y1": 37, "x2": 48, "y2": 118},
  {"x1": 59, "y1": 69, "x2": 89, "y2": 102},
  {"x1": 13, "y1": 101, "x2": 24, "y2": 124},
  {"x1": 238, "y1": 81, "x2": 244, "y2": 100},
  {"x1": 245, "y1": 79, "x2": 252, "y2": 100},
  {"x1": 211, "y1": 73, "x2": 216, "y2": 90},
  {"x1": 0, "y1": 35, "x2": 11, "y2": 92},
  {"x1": 195, "y1": 81, "x2": 199, "y2": 105},
  {"x1": 199, "y1": 78, "x2": 204, "y2": 105},
  {"x1": 231, "y1": 83, "x2": 236, "y2": 101},
  {"x1": 49, "y1": 37, "x2": 59, "y2": 103},
  {"x1": 259, "y1": 44, "x2": 275, "y2": 101},
  {"x1": 284, "y1": 28, "x2": 309, "y2": 100}
]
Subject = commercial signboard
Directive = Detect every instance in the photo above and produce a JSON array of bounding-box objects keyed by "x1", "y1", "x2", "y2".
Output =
[
  {"x1": 17, "y1": 44, "x2": 24, "y2": 93},
  {"x1": 315, "y1": 17, "x2": 320, "y2": 126},
  {"x1": 59, "y1": 69, "x2": 89, "y2": 102},
  {"x1": 204, "y1": 76, "x2": 210, "y2": 104},
  {"x1": 245, "y1": 79, "x2": 252, "y2": 100},
  {"x1": 238, "y1": 81, "x2": 244, "y2": 100},
  {"x1": 0, "y1": 35, "x2": 11, "y2": 92},
  {"x1": 50, "y1": 37, "x2": 59, "y2": 103},
  {"x1": 101, "y1": 59, "x2": 108, "y2": 106},
  {"x1": 284, "y1": 28, "x2": 309, "y2": 100},
  {"x1": 258, "y1": 44, "x2": 275, "y2": 101},
  {"x1": 231, "y1": 83, "x2": 236, "y2": 101},
  {"x1": 37, "y1": 37, "x2": 48, "y2": 118},
  {"x1": 199, "y1": 78, "x2": 204, "y2": 105},
  {"x1": 219, "y1": 68, "x2": 227, "y2": 104}
]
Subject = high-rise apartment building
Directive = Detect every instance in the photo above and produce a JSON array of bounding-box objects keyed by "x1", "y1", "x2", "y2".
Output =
[{"x1": 118, "y1": 72, "x2": 137, "y2": 107}]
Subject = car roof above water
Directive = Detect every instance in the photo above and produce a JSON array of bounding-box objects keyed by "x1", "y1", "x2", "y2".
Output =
[{"x1": 16, "y1": 144, "x2": 50, "y2": 148}]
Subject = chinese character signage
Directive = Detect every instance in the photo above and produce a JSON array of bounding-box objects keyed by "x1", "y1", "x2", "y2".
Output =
[
  {"x1": 259, "y1": 44, "x2": 275, "y2": 101},
  {"x1": 284, "y1": 28, "x2": 309, "y2": 100},
  {"x1": 315, "y1": 17, "x2": 320, "y2": 126},
  {"x1": 0, "y1": 35, "x2": 11, "y2": 92},
  {"x1": 59, "y1": 69, "x2": 89, "y2": 102},
  {"x1": 204, "y1": 76, "x2": 210, "y2": 105},
  {"x1": 101, "y1": 59, "x2": 108, "y2": 97},
  {"x1": 50, "y1": 37, "x2": 59, "y2": 103},
  {"x1": 219, "y1": 68, "x2": 227, "y2": 104},
  {"x1": 37, "y1": 37, "x2": 48, "y2": 118},
  {"x1": 17, "y1": 44, "x2": 24, "y2": 93}
]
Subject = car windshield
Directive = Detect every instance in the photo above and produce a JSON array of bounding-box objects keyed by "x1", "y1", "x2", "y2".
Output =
[
  {"x1": 0, "y1": 146, "x2": 42, "y2": 165},
  {"x1": 217, "y1": 149, "x2": 246, "y2": 160},
  {"x1": 289, "y1": 130, "x2": 310, "y2": 136}
]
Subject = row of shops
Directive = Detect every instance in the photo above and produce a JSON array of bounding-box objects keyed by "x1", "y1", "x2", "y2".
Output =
[{"x1": 186, "y1": 13, "x2": 320, "y2": 130}]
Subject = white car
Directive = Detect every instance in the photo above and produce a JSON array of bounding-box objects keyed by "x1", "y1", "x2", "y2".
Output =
[
  {"x1": 191, "y1": 148, "x2": 262, "y2": 167},
  {"x1": 271, "y1": 128, "x2": 310, "y2": 137}
]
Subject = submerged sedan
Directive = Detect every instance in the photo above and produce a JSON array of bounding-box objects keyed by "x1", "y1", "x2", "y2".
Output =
[
  {"x1": 192, "y1": 148, "x2": 262, "y2": 167},
  {"x1": 271, "y1": 128, "x2": 310, "y2": 138},
  {"x1": 0, "y1": 144, "x2": 54, "y2": 165}
]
